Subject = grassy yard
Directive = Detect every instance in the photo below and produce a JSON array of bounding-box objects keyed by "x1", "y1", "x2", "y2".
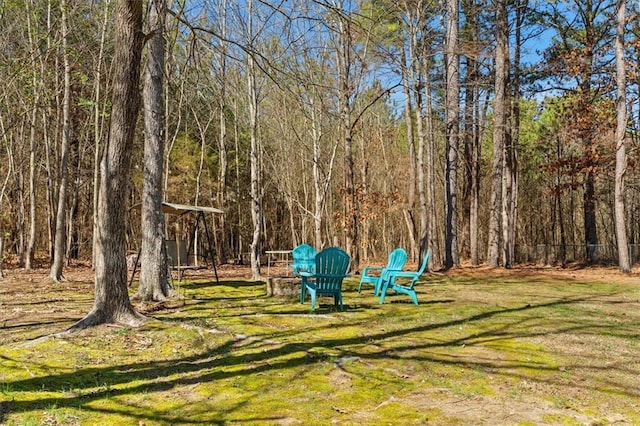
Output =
[{"x1": 1, "y1": 265, "x2": 639, "y2": 425}]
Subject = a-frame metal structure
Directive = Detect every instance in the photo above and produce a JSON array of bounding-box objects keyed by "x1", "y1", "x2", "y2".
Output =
[{"x1": 129, "y1": 202, "x2": 224, "y2": 285}]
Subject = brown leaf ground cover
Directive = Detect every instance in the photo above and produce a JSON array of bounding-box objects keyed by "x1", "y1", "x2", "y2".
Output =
[{"x1": 1, "y1": 262, "x2": 639, "y2": 425}]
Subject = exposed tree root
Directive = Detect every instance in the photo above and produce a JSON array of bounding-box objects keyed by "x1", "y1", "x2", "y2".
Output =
[{"x1": 67, "y1": 309, "x2": 147, "y2": 332}]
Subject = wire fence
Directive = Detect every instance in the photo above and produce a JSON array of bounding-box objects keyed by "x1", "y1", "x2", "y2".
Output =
[{"x1": 515, "y1": 244, "x2": 640, "y2": 265}]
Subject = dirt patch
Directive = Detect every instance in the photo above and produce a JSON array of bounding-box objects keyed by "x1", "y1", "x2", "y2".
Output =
[
  {"x1": 0, "y1": 263, "x2": 255, "y2": 345},
  {"x1": 1, "y1": 262, "x2": 638, "y2": 345}
]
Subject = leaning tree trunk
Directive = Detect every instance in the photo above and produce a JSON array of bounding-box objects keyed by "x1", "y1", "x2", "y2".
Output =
[{"x1": 70, "y1": 0, "x2": 145, "y2": 330}]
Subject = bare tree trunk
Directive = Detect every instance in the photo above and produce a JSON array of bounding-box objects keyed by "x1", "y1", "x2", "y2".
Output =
[
  {"x1": 487, "y1": 0, "x2": 508, "y2": 267},
  {"x1": 461, "y1": 54, "x2": 474, "y2": 262},
  {"x1": 444, "y1": 0, "x2": 460, "y2": 268},
  {"x1": 336, "y1": 16, "x2": 359, "y2": 272},
  {"x1": 312, "y1": 100, "x2": 324, "y2": 250},
  {"x1": 92, "y1": 2, "x2": 110, "y2": 268},
  {"x1": 233, "y1": 97, "x2": 243, "y2": 263},
  {"x1": 247, "y1": 0, "x2": 262, "y2": 280},
  {"x1": 401, "y1": 45, "x2": 418, "y2": 261},
  {"x1": 337, "y1": 15, "x2": 359, "y2": 272},
  {"x1": 583, "y1": 169, "x2": 597, "y2": 262},
  {"x1": 49, "y1": 0, "x2": 71, "y2": 281},
  {"x1": 501, "y1": 128, "x2": 514, "y2": 268},
  {"x1": 424, "y1": 54, "x2": 441, "y2": 270},
  {"x1": 216, "y1": 0, "x2": 228, "y2": 265},
  {"x1": 311, "y1": 97, "x2": 338, "y2": 250},
  {"x1": 460, "y1": 0, "x2": 482, "y2": 266},
  {"x1": 470, "y1": 74, "x2": 485, "y2": 266},
  {"x1": 614, "y1": 0, "x2": 630, "y2": 272},
  {"x1": 555, "y1": 136, "x2": 567, "y2": 265},
  {"x1": 25, "y1": 0, "x2": 41, "y2": 270},
  {"x1": 192, "y1": 103, "x2": 213, "y2": 207},
  {"x1": 0, "y1": 133, "x2": 12, "y2": 277},
  {"x1": 45, "y1": 0, "x2": 56, "y2": 262},
  {"x1": 137, "y1": 0, "x2": 171, "y2": 301},
  {"x1": 411, "y1": 19, "x2": 429, "y2": 264},
  {"x1": 70, "y1": 0, "x2": 145, "y2": 330},
  {"x1": 505, "y1": 0, "x2": 524, "y2": 268}
]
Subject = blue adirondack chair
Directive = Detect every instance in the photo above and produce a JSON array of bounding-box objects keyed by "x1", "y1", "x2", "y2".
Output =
[
  {"x1": 358, "y1": 248, "x2": 408, "y2": 296},
  {"x1": 291, "y1": 244, "x2": 317, "y2": 302},
  {"x1": 379, "y1": 249, "x2": 431, "y2": 305},
  {"x1": 302, "y1": 247, "x2": 350, "y2": 312},
  {"x1": 291, "y1": 244, "x2": 316, "y2": 276}
]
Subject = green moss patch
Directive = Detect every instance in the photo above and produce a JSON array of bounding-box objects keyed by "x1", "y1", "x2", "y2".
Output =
[{"x1": 1, "y1": 269, "x2": 639, "y2": 424}]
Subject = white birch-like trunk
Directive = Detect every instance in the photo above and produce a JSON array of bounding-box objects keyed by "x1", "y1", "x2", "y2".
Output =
[{"x1": 614, "y1": 0, "x2": 630, "y2": 272}]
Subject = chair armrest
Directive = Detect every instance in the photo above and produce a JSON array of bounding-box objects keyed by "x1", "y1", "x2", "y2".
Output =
[
  {"x1": 386, "y1": 271, "x2": 422, "y2": 279},
  {"x1": 362, "y1": 266, "x2": 383, "y2": 275}
]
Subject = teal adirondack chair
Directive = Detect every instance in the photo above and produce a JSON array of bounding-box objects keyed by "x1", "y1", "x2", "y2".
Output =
[
  {"x1": 291, "y1": 244, "x2": 316, "y2": 276},
  {"x1": 379, "y1": 249, "x2": 431, "y2": 305},
  {"x1": 291, "y1": 244, "x2": 317, "y2": 303},
  {"x1": 302, "y1": 247, "x2": 350, "y2": 312},
  {"x1": 358, "y1": 248, "x2": 408, "y2": 296}
]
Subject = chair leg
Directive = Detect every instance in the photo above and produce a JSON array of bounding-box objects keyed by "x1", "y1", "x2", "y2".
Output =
[
  {"x1": 374, "y1": 278, "x2": 384, "y2": 296},
  {"x1": 300, "y1": 277, "x2": 307, "y2": 303},
  {"x1": 409, "y1": 290, "x2": 418, "y2": 305},
  {"x1": 334, "y1": 293, "x2": 344, "y2": 311},
  {"x1": 379, "y1": 288, "x2": 387, "y2": 304},
  {"x1": 309, "y1": 290, "x2": 317, "y2": 312}
]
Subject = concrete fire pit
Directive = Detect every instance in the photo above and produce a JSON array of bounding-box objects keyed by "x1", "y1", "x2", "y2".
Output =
[{"x1": 265, "y1": 276, "x2": 300, "y2": 297}]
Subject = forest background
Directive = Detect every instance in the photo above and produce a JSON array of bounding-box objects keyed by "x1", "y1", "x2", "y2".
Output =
[{"x1": 0, "y1": 0, "x2": 639, "y2": 281}]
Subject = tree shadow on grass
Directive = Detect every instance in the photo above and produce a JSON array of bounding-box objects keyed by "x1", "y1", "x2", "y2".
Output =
[
  {"x1": 2, "y1": 292, "x2": 639, "y2": 424},
  {"x1": 184, "y1": 280, "x2": 261, "y2": 290}
]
